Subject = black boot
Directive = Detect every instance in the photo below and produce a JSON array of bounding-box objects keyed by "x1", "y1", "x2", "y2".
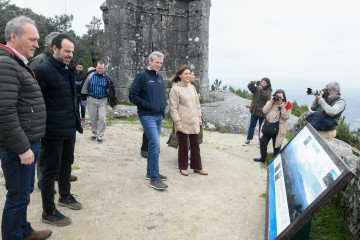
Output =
[{"x1": 254, "y1": 157, "x2": 265, "y2": 163}]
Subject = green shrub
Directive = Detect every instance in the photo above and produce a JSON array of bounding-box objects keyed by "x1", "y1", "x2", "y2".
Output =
[
  {"x1": 336, "y1": 117, "x2": 360, "y2": 150},
  {"x1": 310, "y1": 194, "x2": 352, "y2": 240},
  {"x1": 219, "y1": 127, "x2": 228, "y2": 133},
  {"x1": 228, "y1": 86, "x2": 253, "y2": 100},
  {"x1": 291, "y1": 100, "x2": 309, "y2": 117},
  {"x1": 211, "y1": 79, "x2": 227, "y2": 91},
  {"x1": 116, "y1": 101, "x2": 132, "y2": 106},
  {"x1": 285, "y1": 130, "x2": 292, "y2": 141},
  {"x1": 202, "y1": 100, "x2": 212, "y2": 104}
]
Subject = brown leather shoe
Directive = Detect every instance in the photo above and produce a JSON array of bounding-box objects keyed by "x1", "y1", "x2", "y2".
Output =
[
  {"x1": 70, "y1": 175, "x2": 77, "y2": 181},
  {"x1": 194, "y1": 169, "x2": 208, "y2": 175},
  {"x1": 24, "y1": 229, "x2": 52, "y2": 240}
]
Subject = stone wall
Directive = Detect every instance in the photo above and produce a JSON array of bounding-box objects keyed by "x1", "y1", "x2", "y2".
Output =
[{"x1": 101, "y1": 0, "x2": 211, "y2": 102}]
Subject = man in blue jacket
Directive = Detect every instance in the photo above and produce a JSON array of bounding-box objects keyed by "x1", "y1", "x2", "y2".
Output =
[
  {"x1": 33, "y1": 34, "x2": 83, "y2": 227},
  {"x1": 129, "y1": 51, "x2": 168, "y2": 191}
]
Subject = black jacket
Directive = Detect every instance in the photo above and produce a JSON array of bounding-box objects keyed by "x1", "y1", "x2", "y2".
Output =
[
  {"x1": 129, "y1": 68, "x2": 167, "y2": 116},
  {"x1": 74, "y1": 71, "x2": 86, "y2": 94},
  {"x1": 0, "y1": 44, "x2": 46, "y2": 154},
  {"x1": 33, "y1": 56, "x2": 82, "y2": 139}
]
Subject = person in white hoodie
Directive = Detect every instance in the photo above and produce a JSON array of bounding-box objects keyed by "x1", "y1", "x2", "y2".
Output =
[{"x1": 169, "y1": 65, "x2": 208, "y2": 176}]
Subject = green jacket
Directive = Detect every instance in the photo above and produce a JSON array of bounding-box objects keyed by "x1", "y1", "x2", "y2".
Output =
[
  {"x1": 28, "y1": 47, "x2": 52, "y2": 70},
  {"x1": 192, "y1": 81, "x2": 204, "y2": 103}
]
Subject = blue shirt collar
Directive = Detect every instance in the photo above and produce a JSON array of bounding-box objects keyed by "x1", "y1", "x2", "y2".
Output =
[{"x1": 96, "y1": 71, "x2": 106, "y2": 77}]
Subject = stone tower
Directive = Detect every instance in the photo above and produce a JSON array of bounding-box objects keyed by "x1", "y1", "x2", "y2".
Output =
[{"x1": 100, "y1": 0, "x2": 211, "y2": 102}]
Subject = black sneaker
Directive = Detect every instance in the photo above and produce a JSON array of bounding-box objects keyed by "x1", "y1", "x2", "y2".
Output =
[
  {"x1": 58, "y1": 194, "x2": 83, "y2": 210},
  {"x1": 149, "y1": 179, "x2": 168, "y2": 190},
  {"x1": 41, "y1": 209, "x2": 72, "y2": 226},
  {"x1": 145, "y1": 173, "x2": 167, "y2": 181}
]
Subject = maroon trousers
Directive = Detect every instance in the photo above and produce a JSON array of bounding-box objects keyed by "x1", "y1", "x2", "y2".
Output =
[{"x1": 177, "y1": 131, "x2": 202, "y2": 170}]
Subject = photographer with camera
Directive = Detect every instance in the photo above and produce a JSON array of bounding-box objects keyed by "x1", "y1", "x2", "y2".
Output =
[
  {"x1": 254, "y1": 89, "x2": 292, "y2": 162},
  {"x1": 308, "y1": 81, "x2": 346, "y2": 141},
  {"x1": 243, "y1": 77, "x2": 272, "y2": 147}
]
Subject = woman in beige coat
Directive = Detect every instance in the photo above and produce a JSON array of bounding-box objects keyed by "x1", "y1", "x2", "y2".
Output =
[
  {"x1": 169, "y1": 65, "x2": 207, "y2": 176},
  {"x1": 254, "y1": 89, "x2": 292, "y2": 163}
]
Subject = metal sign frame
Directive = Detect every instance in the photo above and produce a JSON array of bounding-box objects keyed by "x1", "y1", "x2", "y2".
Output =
[{"x1": 265, "y1": 123, "x2": 355, "y2": 240}]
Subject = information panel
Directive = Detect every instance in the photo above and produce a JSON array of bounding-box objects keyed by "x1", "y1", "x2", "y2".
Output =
[{"x1": 265, "y1": 123, "x2": 355, "y2": 240}]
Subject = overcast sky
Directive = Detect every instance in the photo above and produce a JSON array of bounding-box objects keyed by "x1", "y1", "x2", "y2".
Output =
[{"x1": 9, "y1": 0, "x2": 360, "y2": 101}]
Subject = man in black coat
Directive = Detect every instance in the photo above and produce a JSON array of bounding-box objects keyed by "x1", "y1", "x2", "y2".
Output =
[
  {"x1": 74, "y1": 62, "x2": 86, "y2": 123},
  {"x1": 0, "y1": 16, "x2": 51, "y2": 240},
  {"x1": 33, "y1": 34, "x2": 83, "y2": 227}
]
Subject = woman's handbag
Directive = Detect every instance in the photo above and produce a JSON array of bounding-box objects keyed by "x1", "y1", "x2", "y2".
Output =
[
  {"x1": 262, "y1": 109, "x2": 281, "y2": 138},
  {"x1": 167, "y1": 124, "x2": 179, "y2": 149},
  {"x1": 261, "y1": 120, "x2": 279, "y2": 138}
]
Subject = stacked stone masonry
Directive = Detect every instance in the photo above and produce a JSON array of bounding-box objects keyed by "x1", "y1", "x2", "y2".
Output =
[{"x1": 101, "y1": 0, "x2": 211, "y2": 102}]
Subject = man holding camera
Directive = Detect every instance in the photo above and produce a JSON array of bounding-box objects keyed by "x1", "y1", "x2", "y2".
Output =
[{"x1": 309, "y1": 81, "x2": 346, "y2": 141}]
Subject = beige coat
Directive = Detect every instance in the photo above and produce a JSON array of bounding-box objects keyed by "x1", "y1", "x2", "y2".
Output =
[
  {"x1": 260, "y1": 100, "x2": 292, "y2": 148},
  {"x1": 169, "y1": 81, "x2": 202, "y2": 134}
]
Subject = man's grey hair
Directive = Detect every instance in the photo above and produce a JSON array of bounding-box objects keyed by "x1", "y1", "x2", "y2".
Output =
[
  {"x1": 5, "y1": 15, "x2": 36, "y2": 43},
  {"x1": 96, "y1": 60, "x2": 105, "y2": 66},
  {"x1": 148, "y1": 51, "x2": 164, "y2": 61},
  {"x1": 45, "y1": 32, "x2": 60, "y2": 46},
  {"x1": 326, "y1": 81, "x2": 341, "y2": 94}
]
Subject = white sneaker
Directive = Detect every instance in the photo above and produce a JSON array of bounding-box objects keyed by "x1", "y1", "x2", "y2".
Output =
[{"x1": 242, "y1": 140, "x2": 250, "y2": 146}]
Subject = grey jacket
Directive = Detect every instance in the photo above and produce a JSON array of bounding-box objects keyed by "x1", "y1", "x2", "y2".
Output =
[
  {"x1": 81, "y1": 71, "x2": 117, "y2": 108},
  {"x1": 311, "y1": 95, "x2": 346, "y2": 125},
  {"x1": 0, "y1": 44, "x2": 46, "y2": 154}
]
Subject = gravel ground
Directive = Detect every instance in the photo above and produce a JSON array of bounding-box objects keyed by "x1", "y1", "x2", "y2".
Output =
[{"x1": 0, "y1": 120, "x2": 267, "y2": 240}]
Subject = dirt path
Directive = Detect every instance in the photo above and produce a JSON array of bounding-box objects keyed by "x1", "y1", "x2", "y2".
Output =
[{"x1": 0, "y1": 120, "x2": 267, "y2": 240}]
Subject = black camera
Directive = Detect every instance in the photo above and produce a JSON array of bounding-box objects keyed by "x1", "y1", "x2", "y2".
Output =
[
  {"x1": 273, "y1": 95, "x2": 280, "y2": 101},
  {"x1": 255, "y1": 81, "x2": 261, "y2": 86},
  {"x1": 307, "y1": 88, "x2": 329, "y2": 99}
]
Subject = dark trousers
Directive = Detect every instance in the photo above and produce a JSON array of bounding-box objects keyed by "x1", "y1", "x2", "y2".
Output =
[
  {"x1": 36, "y1": 144, "x2": 44, "y2": 188},
  {"x1": 40, "y1": 137, "x2": 75, "y2": 213},
  {"x1": 141, "y1": 131, "x2": 149, "y2": 151},
  {"x1": 260, "y1": 134, "x2": 281, "y2": 161},
  {"x1": 247, "y1": 115, "x2": 265, "y2": 140},
  {"x1": 177, "y1": 131, "x2": 202, "y2": 170},
  {"x1": 0, "y1": 141, "x2": 40, "y2": 240},
  {"x1": 76, "y1": 93, "x2": 86, "y2": 119}
]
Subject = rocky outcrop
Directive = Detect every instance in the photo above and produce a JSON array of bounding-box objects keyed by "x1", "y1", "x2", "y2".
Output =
[{"x1": 201, "y1": 90, "x2": 299, "y2": 134}]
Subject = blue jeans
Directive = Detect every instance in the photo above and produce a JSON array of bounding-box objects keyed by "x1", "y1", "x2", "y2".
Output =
[
  {"x1": 76, "y1": 93, "x2": 86, "y2": 119},
  {"x1": 0, "y1": 141, "x2": 40, "y2": 240},
  {"x1": 139, "y1": 115, "x2": 163, "y2": 181},
  {"x1": 246, "y1": 115, "x2": 265, "y2": 140}
]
